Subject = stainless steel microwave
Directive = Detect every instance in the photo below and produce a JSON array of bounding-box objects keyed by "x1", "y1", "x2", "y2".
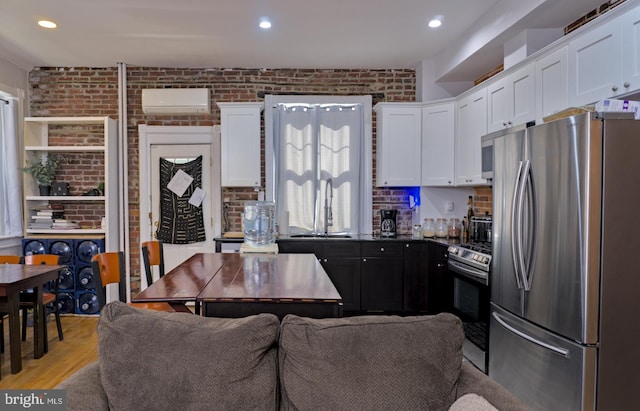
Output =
[
  {"x1": 480, "y1": 134, "x2": 494, "y2": 180},
  {"x1": 480, "y1": 122, "x2": 534, "y2": 180}
]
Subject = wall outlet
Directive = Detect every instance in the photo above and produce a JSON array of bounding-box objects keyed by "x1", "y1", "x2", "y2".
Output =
[{"x1": 445, "y1": 201, "x2": 454, "y2": 214}]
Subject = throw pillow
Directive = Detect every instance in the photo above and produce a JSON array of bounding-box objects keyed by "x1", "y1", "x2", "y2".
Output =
[
  {"x1": 278, "y1": 313, "x2": 464, "y2": 410},
  {"x1": 97, "y1": 301, "x2": 279, "y2": 411},
  {"x1": 449, "y1": 393, "x2": 498, "y2": 411}
]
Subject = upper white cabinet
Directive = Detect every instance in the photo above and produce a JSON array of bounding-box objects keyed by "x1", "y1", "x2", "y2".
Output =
[
  {"x1": 569, "y1": 18, "x2": 624, "y2": 106},
  {"x1": 421, "y1": 100, "x2": 455, "y2": 186},
  {"x1": 456, "y1": 88, "x2": 487, "y2": 186},
  {"x1": 535, "y1": 46, "x2": 569, "y2": 122},
  {"x1": 487, "y1": 65, "x2": 535, "y2": 133},
  {"x1": 374, "y1": 103, "x2": 422, "y2": 187},
  {"x1": 217, "y1": 102, "x2": 263, "y2": 187},
  {"x1": 623, "y1": 7, "x2": 640, "y2": 91}
]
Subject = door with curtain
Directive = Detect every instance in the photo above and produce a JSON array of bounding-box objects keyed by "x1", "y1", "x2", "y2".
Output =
[
  {"x1": 273, "y1": 103, "x2": 363, "y2": 236},
  {"x1": 149, "y1": 144, "x2": 215, "y2": 282}
]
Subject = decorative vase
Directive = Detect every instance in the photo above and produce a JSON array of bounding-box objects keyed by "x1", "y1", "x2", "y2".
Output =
[{"x1": 38, "y1": 185, "x2": 51, "y2": 196}]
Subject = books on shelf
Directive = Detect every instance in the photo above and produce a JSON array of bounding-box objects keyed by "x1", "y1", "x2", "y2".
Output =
[
  {"x1": 51, "y1": 219, "x2": 80, "y2": 229},
  {"x1": 28, "y1": 204, "x2": 81, "y2": 230}
]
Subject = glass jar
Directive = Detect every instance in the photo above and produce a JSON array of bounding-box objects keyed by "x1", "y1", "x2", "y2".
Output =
[
  {"x1": 412, "y1": 224, "x2": 422, "y2": 239},
  {"x1": 422, "y1": 218, "x2": 436, "y2": 238},
  {"x1": 435, "y1": 218, "x2": 448, "y2": 238},
  {"x1": 448, "y1": 218, "x2": 462, "y2": 239}
]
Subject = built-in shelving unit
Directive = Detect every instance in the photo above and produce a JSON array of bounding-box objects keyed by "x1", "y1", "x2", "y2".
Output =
[{"x1": 23, "y1": 116, "x2": 119, "y2": 251}]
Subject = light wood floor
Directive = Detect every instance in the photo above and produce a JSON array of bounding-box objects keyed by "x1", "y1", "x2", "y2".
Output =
[{"x1": 0, "y1": 314, "x2": 99, "y2": 388}]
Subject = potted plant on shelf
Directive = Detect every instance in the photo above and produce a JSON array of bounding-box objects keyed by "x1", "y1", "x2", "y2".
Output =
[{"x1": 23, "y1": 155, "x2": 61, "y2": 196}]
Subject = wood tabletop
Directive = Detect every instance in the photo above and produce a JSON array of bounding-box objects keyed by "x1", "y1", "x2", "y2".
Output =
[
  {"x1": 134, "y1": 253, "x2": 342, "y2": 305},
  {"x1": 133, "y1": 253, "x2": 226, "y2": 303},
  {"x1": 0, "y1": 264, "x2": 63, "y2": 297},
  {"x1": 197, "y1": 253, "x2": 342, "y2": 303}
]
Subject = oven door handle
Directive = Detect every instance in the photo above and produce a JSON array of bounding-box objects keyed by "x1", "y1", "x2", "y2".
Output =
[{"x1": 448, "y1": 260, "x2": 488, "y2": 285}]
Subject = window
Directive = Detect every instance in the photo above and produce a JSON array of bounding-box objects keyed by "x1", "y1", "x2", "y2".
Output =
[
  {"x1": 265, "y1": 95, "x2": 372, "y2": 235},
  {"x1": 0, "y1": 93, "x2": 23, "y2": 237}
]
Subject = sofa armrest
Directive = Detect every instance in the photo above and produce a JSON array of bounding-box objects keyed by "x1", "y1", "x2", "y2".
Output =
[
  {"x1": 456, "y1": 362, "x2": 530, "y2": 410},
  {"x1": 56, "y1": 362, "x2": 109, "y2": 411}
]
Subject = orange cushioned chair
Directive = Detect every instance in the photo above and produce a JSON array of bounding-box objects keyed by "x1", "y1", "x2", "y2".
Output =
[
  {"x1": 141, "y1": 240, "x2": 165, "y2": 288},
  {"x1": 91, "y1": 252, "x2": 177, "y2": 313},
  {"x1": 21, "y1": 254, "x2": 64, "y2": 354},
  {"x1": 0, "y1": 255, "x2": 22, "y2": 264}
]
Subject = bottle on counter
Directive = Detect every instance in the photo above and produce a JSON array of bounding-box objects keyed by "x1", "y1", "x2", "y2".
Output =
[
  {"x1": 462, "y1": 216, "x2": 468, "y2": 242},
  {"x1": 466, "y1": 196, "x2": 475, "y2": 240},
  {"x1": 422, "y1": 218, "x2": 436, "y2": 238}
]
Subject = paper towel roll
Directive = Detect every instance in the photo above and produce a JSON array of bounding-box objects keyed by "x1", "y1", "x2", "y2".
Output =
[{"x1": 280, "y1": 211, "x2": 289, "y2": 235}]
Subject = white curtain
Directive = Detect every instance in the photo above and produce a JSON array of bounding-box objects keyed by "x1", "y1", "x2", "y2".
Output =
[
  {"x1": 0, "y1": 98, "x2": 23, "y2": 236},
  {"x1": 273, "y1": 103, "x2": 363, "y2": 235}
]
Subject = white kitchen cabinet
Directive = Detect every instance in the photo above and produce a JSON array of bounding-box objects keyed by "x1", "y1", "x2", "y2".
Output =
[
  {"x1": 217, "y1": 102, "x2": 263, "y2": 187},
  {"x1": 23, "y1": 116, "x2": 119, "y2": 250},
  {"x1": 374, "y1": 103, "x2": 422, "y2": 187},
  {"x1": 535, "y1": 46, "x2": 569, "y2": 122},
  {"x1": 623, "y1": 7, "x2": 640, "y2": 92},
  {"x1": 569, "y1": 17, "x2": 624, "y2": 107},
  {"x1": 456, "y1": 88, "x2": 487, "y2": 186},
  {"x1": 421, "y1": 100, "x2": 455, "y2": 186},
  {"x1": 487, "y1": 65, "x2": 535, "y2": 133}
]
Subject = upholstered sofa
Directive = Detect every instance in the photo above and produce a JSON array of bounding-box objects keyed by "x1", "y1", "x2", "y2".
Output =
[{"x1": 57, "y1": 301, "x2": 528, "y2": 410}]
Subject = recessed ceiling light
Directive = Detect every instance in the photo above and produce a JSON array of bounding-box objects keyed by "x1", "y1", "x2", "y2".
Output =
[
  {"x1": 38, "y1": 20, "x2": 57, "y2": 29},
  {"x1": 259, "y1": 19, "x2": 272, "y2": 29},
  {"x1": 428, "y1": 19, "x2": 442, "y2": 28}
]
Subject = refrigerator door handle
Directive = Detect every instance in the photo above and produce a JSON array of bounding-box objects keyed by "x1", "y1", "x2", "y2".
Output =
[
  {"x1": 492, "y1": 311, "x2": 570, "y2": 358},
  {"x1": 515, "y1": 161, "x2": 530, "y2": 289},
  {"x1": 521, "y1": 160, "x2": 535, "y2": 291},
  {"x1": 511, "y1": 161, "x2": 524, "y2": 289}
]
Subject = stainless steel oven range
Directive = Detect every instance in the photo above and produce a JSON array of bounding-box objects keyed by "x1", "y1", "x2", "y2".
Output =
[{"x1": 447, "y1": 239, "x2": 491, "y2": 373}]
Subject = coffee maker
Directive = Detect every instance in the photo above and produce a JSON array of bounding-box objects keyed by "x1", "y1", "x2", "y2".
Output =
[{"x1": 380, "y1": 209, "x2": 397, "y2": 237}]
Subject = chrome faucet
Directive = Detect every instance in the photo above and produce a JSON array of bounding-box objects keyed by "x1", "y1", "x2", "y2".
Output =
[{"x1": 324, "y1": 178, "x2": 334, "y2": 234}]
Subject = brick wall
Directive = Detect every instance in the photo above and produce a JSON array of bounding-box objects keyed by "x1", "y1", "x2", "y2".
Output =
[
  {"x1": 29, "y1": 67, "x2": 416, "y2": 294},
  {"x1": 473, "y1": 187, "x2": 493, "y2": 216}
]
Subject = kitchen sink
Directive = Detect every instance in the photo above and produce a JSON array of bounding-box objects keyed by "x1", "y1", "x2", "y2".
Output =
[{"x1": 289, "y1": 234, "x2": 353, "y2": 239}]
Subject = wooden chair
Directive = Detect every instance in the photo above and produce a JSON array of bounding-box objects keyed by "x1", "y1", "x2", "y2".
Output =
[
  {"x1": 0, "y1": 255, "x2": 22, "y2": 264},
  {"x1": 21, "y1": 254, "x2": 64, "y2": 354},
  {"x1": 141, "y1": 240, "x2": 165, "y2": 287},
  {"x1": 91, "y1": 252, "x2": 177, "y2": 312},
  {"x1": 0, "y1": 255, "x2": 23, "y2": 352}
]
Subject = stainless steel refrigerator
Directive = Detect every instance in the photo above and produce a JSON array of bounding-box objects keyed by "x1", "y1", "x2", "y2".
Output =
[{"x1": 485, "y1": 112, "x2": 640, "y2": 411}]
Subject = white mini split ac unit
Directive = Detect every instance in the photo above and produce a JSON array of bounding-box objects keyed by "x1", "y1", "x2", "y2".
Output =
[{"x1": 141, "y1": 88, "x2": 211, "y2": 114}]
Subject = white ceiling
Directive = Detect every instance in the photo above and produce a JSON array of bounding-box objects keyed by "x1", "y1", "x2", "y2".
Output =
[{"x1": 0, "y1": 0, "x2": 608, "y2": 82}]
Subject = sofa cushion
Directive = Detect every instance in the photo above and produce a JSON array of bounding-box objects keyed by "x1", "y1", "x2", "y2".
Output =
[
  {"x1": 97, "y1": 301, "x2": 280, "y2": 411},
  {"x1": 278, "y1": 313, "x2": 464, "y2": 410}
]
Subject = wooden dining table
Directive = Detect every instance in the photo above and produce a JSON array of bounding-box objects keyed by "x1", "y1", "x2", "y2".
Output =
[
  {"x1": 0, "y1": 263, "x2": 62, "y2": 377},
  {"x1": 133, "y1": 253, "x2": 343, "y2": 319}
]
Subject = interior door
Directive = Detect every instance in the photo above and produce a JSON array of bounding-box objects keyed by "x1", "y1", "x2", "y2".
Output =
[{"x1": 150, "y1": 144, "x2": 215, "y2": 278}]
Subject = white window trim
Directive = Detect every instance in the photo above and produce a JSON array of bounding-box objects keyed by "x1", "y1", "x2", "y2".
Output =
[{"x1": 264, "y1": 94, "x2": 373, "y2": 235}]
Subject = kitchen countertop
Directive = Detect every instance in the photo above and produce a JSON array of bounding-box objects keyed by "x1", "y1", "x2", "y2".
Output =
[{"x1": 214, "y1": 234, "x2": 461, "y2": 246}]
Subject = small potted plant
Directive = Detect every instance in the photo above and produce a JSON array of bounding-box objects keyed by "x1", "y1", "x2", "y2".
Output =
[{"x1": 23, "y1": 154, "x2": 60, "y2": 196}]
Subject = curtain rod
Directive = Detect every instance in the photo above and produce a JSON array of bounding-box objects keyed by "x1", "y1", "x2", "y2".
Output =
[{"x1": 0, "y1": 97, "x2": 8, "y2": 104}]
